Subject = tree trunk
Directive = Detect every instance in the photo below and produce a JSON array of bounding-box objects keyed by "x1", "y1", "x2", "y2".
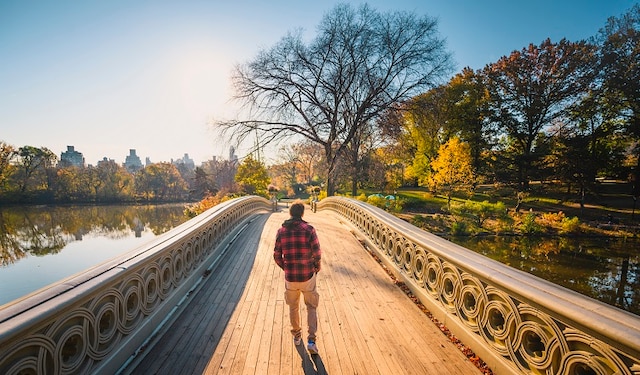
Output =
[{"x1": 326, "y1": 175, "x2": 335, "y2": 196}]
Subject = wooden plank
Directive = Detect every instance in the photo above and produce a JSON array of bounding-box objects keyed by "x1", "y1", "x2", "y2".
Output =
[{"x1": 124, "y1": 208, "x2": 482, "y2": 375}]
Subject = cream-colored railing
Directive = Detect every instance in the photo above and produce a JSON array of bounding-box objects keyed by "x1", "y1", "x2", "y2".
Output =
[
  {"x1": 318, "y1": 196, "x2": 640, "y2": 375},
  {"x1": 0, "y1": 196, "x2": 272, "y2": 375}
]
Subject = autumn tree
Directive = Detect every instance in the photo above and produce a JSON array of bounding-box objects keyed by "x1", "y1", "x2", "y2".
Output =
[
  {"x1": 200, "y1": 157, "x2": 238, "y2": 193},
  {"x1": 135, "y1": 163, "x2": 188, "y2": 201},
  {"x1": 484, "y1": 38, "x2": 599, "y2": 189},
  {"x1": 430, "y1": 137, "x2": 474, "y2": 210},
  {"x1": 367, "y1": 146, "x2": 405, "y2": 193},
  {"x1": 445, "y1": 68, "x2": 494, "y2": 178},
  {"x1": 192, "y1": 166, "x2": 217, "y2": 199},
  {"x1": 14, "y1": 146, "x2": 57, "y2": 196},
  {"x1": 235, "y1": 155, "x2": 270, "y2": 197},
  {"x1": 0, "y1": 142, "x2": 16, "y2": 191},
  {"x1": 92, "y1": 160, "x2": 133, "y2": 202},
  {"x1": 53, "y1": 166, "x2": 92, "y2": 202},
  {"x1": 218, "y1": 3, "x2": 452, "y2": 195},
  {"x1": 401, "y1": 86, "x2": 451, "y2": 187},
  {"x1": 270, "y1": 144, "x2": 303, "y2": 196}
]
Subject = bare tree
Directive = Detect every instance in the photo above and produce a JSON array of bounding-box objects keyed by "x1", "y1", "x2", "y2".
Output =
[{"x1": 217, "y1": 3, "x2": 452, "y2": 195}]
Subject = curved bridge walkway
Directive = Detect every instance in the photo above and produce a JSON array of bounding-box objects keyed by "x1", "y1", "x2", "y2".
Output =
[{"x1": 124, "y1": 208, "x2": 481, "y2": 374}]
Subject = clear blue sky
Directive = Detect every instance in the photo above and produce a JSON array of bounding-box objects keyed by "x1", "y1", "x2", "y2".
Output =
[{"x1": 1, "y1": 0, "x2": 636, "y2": 166}]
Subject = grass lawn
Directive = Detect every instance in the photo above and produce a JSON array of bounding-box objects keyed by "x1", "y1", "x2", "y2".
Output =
[{"x1": 367, "y1": 181, "x2": 639, "y2": 237}]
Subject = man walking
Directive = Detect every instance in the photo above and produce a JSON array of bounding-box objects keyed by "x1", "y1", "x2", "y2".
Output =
[{"x1": 274, "y1": 200, "x2": 321, "y2": 354}]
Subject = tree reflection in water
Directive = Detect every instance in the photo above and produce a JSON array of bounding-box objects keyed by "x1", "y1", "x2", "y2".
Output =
[
  {"x1": 450, "y1": 235, "x2": 640, "y2": 316},
  {"x1": 0, "y1": 204, "x2": 190, "y2": 266}
]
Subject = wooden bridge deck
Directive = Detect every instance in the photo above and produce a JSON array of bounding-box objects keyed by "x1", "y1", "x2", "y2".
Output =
[{"x1": 125, "y1": 207, "x2": 481, "y2": 374}]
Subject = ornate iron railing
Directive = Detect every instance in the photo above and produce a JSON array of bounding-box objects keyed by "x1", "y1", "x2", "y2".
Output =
[
  {"x1": 317, "y1": 196, "x2": 640, "y2": 375},
  {"x1": 0, "y1": 196, "x2": 272, "y2": 375}
]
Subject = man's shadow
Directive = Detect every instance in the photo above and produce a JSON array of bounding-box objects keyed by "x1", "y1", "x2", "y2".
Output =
[{"x1": 295, "y1": 344, "x2": 328, "y2": 375}]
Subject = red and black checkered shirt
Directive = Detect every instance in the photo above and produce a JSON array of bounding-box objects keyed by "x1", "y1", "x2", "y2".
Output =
[{"x1": 274, "y1": 218, "x2": 321, "y2": 282}]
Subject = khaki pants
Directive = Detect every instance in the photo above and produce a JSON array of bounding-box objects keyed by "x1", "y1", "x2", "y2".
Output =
[{"x1": 284, "y1": 273, "x2": 319, "y2": 342}]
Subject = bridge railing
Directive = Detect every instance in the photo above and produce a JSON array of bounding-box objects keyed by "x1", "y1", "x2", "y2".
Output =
[
  {"x1": 0, "y1": 196, "x2": 272, "y2": 375},
  {"x1": 318, "y1": 196, "x2": 640, "y2": 375}
]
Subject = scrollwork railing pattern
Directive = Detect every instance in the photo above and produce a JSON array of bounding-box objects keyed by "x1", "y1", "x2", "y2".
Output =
[
  {"x1": 317, "y1": 197, "x2": 640, "y2": 375},
  {"x1": 0, "y1": 196, "x2": 272, "y2": 375}
]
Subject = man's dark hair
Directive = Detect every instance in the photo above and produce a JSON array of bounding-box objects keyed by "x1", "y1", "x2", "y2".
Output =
[{"x1": 289, "y1": 200, "x2": 305, "y2": 218}]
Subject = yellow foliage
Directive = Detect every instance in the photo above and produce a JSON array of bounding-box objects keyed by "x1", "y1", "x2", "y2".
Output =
[
  {"x1": 184, "y1": 191, "x2": 232, "y2": 218},
  {"x1": 430, "y1": 137, "x2": 474, "y2": 193}
]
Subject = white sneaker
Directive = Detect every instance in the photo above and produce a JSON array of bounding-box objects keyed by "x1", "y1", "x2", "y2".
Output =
[{"x1": 307, "y1": 341, "x2": 318, "y2": 354}]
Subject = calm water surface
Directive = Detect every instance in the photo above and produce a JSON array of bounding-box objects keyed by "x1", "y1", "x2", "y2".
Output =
[
  {"x1": 1, "y1": 204, "x2": 638, "y2": 316},
  {"x1": 449, "y1": 235, "x2": 639, "y2": 315},
  {"x1": 0, "y1": 204, "x2": 191, "y2": 306}
]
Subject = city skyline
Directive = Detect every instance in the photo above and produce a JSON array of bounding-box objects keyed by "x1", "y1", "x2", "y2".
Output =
[
  {"x1": 57, "y1": 144, "x2": 199, "y2": 168},
  {"x1": 2, "y1": 1, "x2": 637, "y2": 166}
]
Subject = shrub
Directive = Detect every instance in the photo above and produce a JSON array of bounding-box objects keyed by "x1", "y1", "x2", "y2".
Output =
[
  {"x1": 560, "y1": 216, "x2": 581, "y2": 234},
  {"x1": 520, "y1": 212, "x2": 542, "y2": 234},
  {"x1": 411, "y1": 214, "x2": 428, "y2": 228},
  {"x1": 449, "y1": 200, "x2": 506, "y2": 228},
  {"x1": 367, "y1": 195, "x2": 387, "y2": 209},
  {"x1": 387, "y1": 197, "x2": 405, "y2": 213},
  {"x1": 184, "y1": 191, "x2": 233, "y2": 217},
  {"x1": 496, "y1": 214, "x2": 515, "y2": 234},
  {"x1": 451, "y1": 221, "x2": 469, "y2": 236},
  {"x1": 540, "y1": 211, "x2": 566, "y2": 225}
]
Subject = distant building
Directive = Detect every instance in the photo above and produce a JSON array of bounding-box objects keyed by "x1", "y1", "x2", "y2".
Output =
[
  {"x1": 123, "y1": 149, "x2": 143, "y2": 172},
  {"x1": 58, "y1": 146, "x2": 85, "y2": 168},
  {"x1": 97, "y1": 157, "x2": 116, "y2": 167},
  {"x1": 229, "y1": 146, "x2": 238, "y2": 164},
  {"x1": 172, "y1": 153, "x2": 195, "y2": 170},
  {"x1": 145, "y1": 157, "x2": 152, "y2": 166}
]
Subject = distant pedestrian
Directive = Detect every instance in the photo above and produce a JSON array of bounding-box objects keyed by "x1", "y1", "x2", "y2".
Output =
[{"x1": 273, "y1": 200, "x2": 321, "y2": 354}]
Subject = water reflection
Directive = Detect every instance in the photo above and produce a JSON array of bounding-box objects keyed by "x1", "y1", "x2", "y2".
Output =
[
  {"x1": 0, "y1": 204, "x2": 191, "y2": 306},
  {"x1": 450, "y1": 236, "x2": 639, "y2": 315},
  {"x1": 0, "y1": 204, "x2": 189, "y2": 267}
]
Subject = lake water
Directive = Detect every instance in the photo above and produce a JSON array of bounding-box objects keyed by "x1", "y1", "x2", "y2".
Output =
[
  {"x1": 449, "y1": 235, "x2": 639, "y2": 315},
  {"x1": 1, "y1": 204, "x2": 637, "y2": 316},
  {"x1": 0, "y1": 203, "x2": 191, "y2": 306}
]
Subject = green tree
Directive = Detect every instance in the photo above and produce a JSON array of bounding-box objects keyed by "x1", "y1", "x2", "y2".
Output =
[
  {"x1": 235, "y1": 155, "x2": 270, "y2": 197},
  {"x1": 598, "y1": 4, "x2": 640, "y2": 193},
  {"x1": 430, "y1": 137, "x2": 474, "y2": 210},
  {"x1": 218, "y1": 3, "x2": 452, "y2": 196}
]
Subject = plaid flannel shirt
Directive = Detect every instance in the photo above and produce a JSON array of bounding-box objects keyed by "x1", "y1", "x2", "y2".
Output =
[{"x1": 274, "y1": 218, "x2": 321, "y2": 282}]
